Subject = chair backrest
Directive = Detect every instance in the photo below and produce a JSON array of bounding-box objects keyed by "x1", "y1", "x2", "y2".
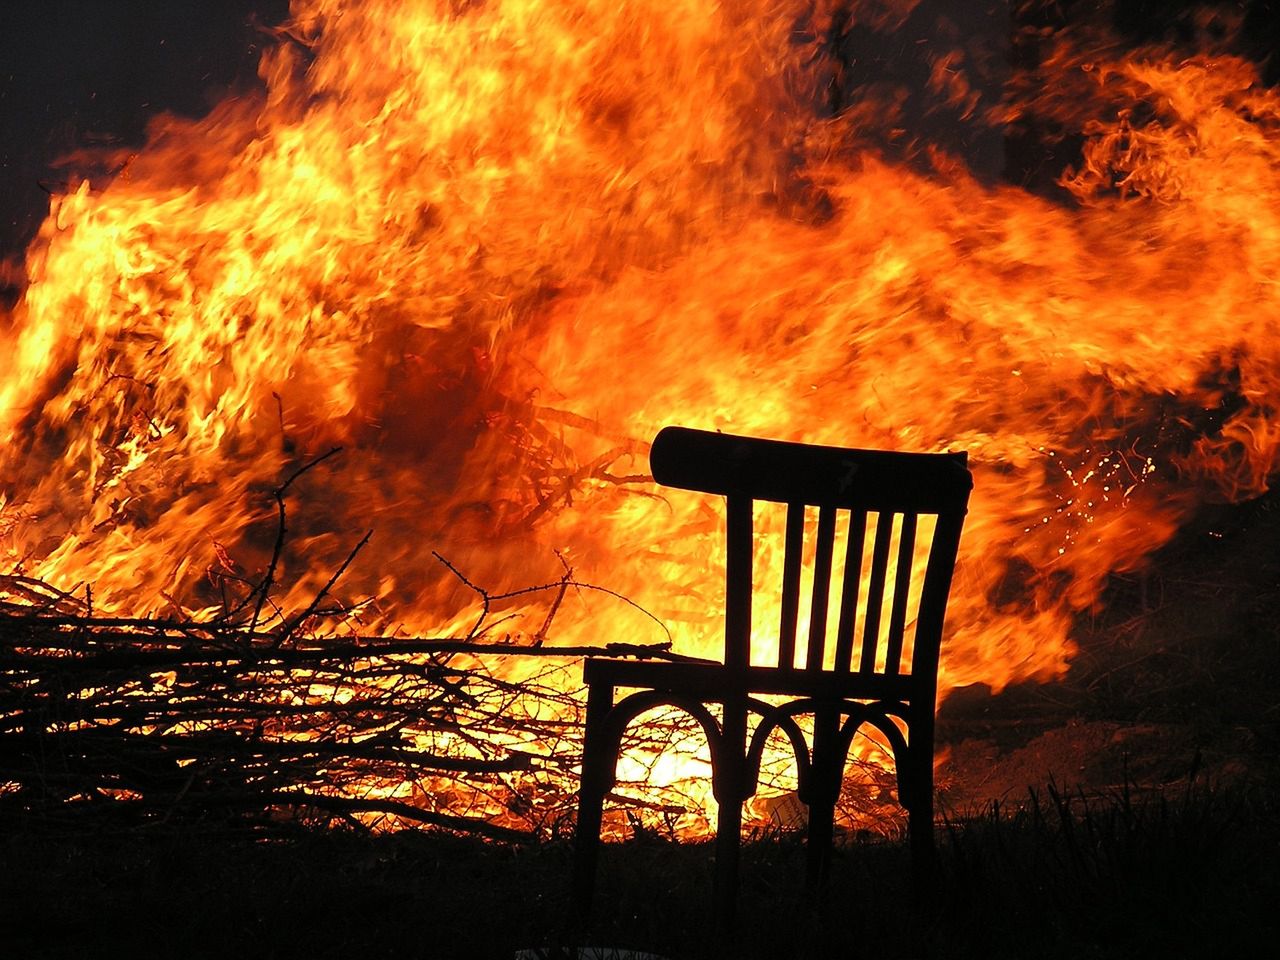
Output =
[{"x1": 649, "y1": 427, "x2": 972, "y2": 694}]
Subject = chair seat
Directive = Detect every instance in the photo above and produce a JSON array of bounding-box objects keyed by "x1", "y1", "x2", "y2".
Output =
[{"x1": 584, "y1": 656, "x2": 916, "y2": 705}]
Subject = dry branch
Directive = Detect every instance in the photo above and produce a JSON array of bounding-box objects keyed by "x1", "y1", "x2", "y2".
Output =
[
  {"x1": 0, "y1": 442, "x2": 694, "y2": 841},
  {"x1": 0, "y1": 570, "x2": 693, "y2": 841}
]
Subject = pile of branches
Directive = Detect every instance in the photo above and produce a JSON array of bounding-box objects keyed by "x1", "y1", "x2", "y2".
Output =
[
  {"x1": 0, "y1": 448, "x2": 694, "y2": 841},
  {"x1": 0, "y1": 571, "x2": 686, "y2": 841}
]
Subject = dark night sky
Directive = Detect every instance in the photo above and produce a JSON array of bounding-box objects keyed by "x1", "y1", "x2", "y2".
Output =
[{"x1": 0, "y1": 1, "x2": 289, "y2": 264}]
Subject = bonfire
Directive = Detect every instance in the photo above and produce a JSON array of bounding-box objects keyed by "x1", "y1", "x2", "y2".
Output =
[{"x1": 2, "y1": 0, "x2": 1278, "y2": 845}]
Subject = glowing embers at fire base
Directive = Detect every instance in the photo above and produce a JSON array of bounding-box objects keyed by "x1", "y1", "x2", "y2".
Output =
[{"x1": 3, "y1": 0, "x2": 1280, "y2": 832}]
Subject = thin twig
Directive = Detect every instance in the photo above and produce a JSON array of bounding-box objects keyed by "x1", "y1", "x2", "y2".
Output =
[
  {"x1": 277, "y1": 529, "x2": 373, "y2": 644},
  {"x1": 249, "y1": 447, "x2": 343, "y2": 634}
]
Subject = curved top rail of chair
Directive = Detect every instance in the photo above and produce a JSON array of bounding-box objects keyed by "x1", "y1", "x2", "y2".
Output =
[{"x1": 650, "y1": 426, "x2": 972, "y2": 514}]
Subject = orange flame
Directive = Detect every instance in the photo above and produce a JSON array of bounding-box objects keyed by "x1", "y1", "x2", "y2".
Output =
[{"x1": 2, "y1": 1, "x2": 1278, "y2": 825}]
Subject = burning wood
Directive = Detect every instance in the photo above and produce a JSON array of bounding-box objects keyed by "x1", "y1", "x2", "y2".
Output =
[
  {"x1": 0, "y1": 449, "x2": 682, "y2": 836},
  {"x1": 0, "y1": 566, "x2": 696, "y2": 839}
]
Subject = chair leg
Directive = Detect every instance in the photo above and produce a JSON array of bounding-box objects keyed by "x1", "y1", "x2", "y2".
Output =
[
  {"x1": 805, "y1": 705, "x2": 840, "y2": 891},
  {"x1": 572, "y1": 684, "x2": 614, "y2": 922},
  {"x1": 572, "y1": 776, "x2": 606, "y2": 920},
  {"x1": 805, "y1": 794, "x2": 836, "y2": 890},
  {"x1": 907, "y1": 760, "x2": 936, "y2": 903},
  {"x1": 713, "y1": 698, "x2": 748, "y2": 942},
  {"x1": 714, "y1": 790, "x2": 743, "y2": 938}
]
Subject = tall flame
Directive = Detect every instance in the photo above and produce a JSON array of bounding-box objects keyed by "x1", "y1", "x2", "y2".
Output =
[{"x1": 3, "y1": 1, "x2": 1278, "y2": 718}]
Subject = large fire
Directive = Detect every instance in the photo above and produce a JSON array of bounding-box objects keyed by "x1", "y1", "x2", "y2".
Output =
[{"x1": 2, "y1": 1, "x2": 1277, "y2": 830}]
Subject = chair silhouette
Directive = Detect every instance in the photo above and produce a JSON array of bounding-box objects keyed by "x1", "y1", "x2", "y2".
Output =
[{"x1": 572, "y1": 426, "x2": 972, "y2": 927}]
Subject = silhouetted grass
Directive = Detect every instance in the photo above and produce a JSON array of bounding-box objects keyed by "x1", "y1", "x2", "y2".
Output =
[
  {"x1": 933, "y1": 779, "x2": 1277, "y2": 960},
  {"x1": 2, "y1": 778, "x2": 1274, "y2": 959}
]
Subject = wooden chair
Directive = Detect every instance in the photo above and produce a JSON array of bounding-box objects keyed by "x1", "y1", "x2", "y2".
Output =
[{"x1": 572, "y1": 426, "x2": 972, "y2": 927}]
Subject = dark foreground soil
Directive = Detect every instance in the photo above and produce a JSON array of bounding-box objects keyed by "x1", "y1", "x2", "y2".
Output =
[{"x1": 3, "y1": 769, "x2": 1277, "y2": 960}]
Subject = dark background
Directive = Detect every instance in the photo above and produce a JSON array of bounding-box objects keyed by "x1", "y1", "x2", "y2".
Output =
[{"x1": 0, "y1": 0, "x2": 289, "y2": 266}]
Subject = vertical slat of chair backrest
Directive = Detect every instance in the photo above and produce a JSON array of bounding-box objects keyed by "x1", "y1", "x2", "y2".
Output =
[
  {"x1": 882, "y1": 512, "x2": 919, "y2": 676},
  {"x1": 858, "y1": 511, "x2": 896, "y2": 674},
  {"x1": 833, "y1": 509, "x2": 867, "y2": 673},
  {"x1": 805, "y1": 506, "x2": 838, "y2": 671},
  {"x1": 909, "y1": 507, "x2": 967, "y2": 684},
  {"x1": 724, "y1": 494, "x2": 754, "y2": 669},
  {"x1": 776, "y1": 504, "x2": 804, "y2": 669}
]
